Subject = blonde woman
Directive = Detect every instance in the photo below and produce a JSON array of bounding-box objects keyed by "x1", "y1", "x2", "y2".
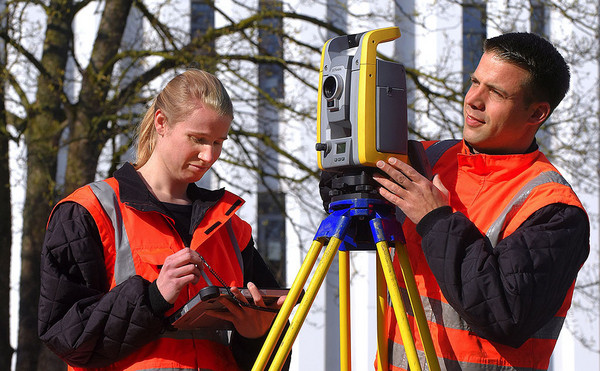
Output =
[{"x1": 39, "y1": 69, "x2": 288, "y2": 371}]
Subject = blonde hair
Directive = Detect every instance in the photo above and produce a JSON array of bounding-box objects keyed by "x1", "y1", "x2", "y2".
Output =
[{"x1": 134, "y1": 69, "x2": 233, "y2": 168}]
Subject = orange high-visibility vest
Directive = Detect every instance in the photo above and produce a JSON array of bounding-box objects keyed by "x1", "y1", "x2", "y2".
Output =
[
  {"x1": 386, "y1": 140, "x2": 585, "y2": 371},
  {"x1": 60, "y1": 177, "x2": 252, "y2": 371}
]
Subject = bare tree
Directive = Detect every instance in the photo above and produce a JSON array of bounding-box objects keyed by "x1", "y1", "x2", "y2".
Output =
[
  {"x1": 1, "y1": 1, "x2": 332, "y2": 369},
  {"x1": 0, "y1": 0, "x2": 598, "y2": 370},
  {"x1": 0, "y1": 1, "x2": 11, "y2": 369}
]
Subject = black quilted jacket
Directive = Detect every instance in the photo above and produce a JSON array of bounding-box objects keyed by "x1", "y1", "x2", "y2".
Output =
[
  {"x1": 38, "y1": 163, "x2": 288, "y2": 370},
  {"x1": 417, "y1": 203, "x2": 589, "y2": 347}
]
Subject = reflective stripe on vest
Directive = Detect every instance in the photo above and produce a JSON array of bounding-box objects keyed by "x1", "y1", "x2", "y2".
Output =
[
  {"x1": 486, "y1": 170, "x2": 571, "y2": 248},
  {"x1": 89, "y1": 180, "x2": 135, "y2": 285},
  {"x1": 398, "y1": 286, "x2": 565, "y2": 339},
  {"x1": 388, "y1": 341, "x2": 546, "y2": 371},
  {"x1": 89, "y1": 180, "x2": 244, "y2": 286}
]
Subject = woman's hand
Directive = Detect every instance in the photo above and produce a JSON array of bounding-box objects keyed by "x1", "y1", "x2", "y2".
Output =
[
  {"x1": 208, "y1": 282, "x2": 286, "y2": 339},
  {"x1": 156, "y1": 249, "x2": 204, "y2": 304}
]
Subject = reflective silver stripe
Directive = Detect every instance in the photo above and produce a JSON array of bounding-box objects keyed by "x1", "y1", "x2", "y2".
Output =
[
  {"x1": 389, "y1": 341, "x2": 545, "y2": 371},
  {"x1": 226, "y1": 219, "x2": 244, "y2": 273},
  {"x1": 89, "y1": 181, "x2": 135, "y2": 285},
  {"x1": 161, "y1": 328, "x2": 229, "y2": 345},
  {"x1": 486, "y1": 171, "x2": 571, "y2": 248},
  {"x1": 399, "y1": 287, "x2": 472, "y2": 332},
  {"x1": 400, "y1": 287, "x2": 565, "y2": 339}
]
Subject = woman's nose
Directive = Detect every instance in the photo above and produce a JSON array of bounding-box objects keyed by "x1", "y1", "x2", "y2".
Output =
[{"x1": 197, "y1": 146, "x2": 215, "y2": 163}]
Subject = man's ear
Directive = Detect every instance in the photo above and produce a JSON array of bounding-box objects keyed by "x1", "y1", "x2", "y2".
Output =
[
  {"x1": 529, "y1": 102, "x2": 551, "y2": 126},
  {"x1": 154, "y1": 109, "x2": 168, "y2": 135}
]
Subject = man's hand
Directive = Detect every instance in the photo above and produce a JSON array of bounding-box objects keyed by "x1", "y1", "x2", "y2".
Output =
[
  {"x1": 208, "y1": 282, "x2": 286, "y2": 339},
  {"x1": 373, "y1": 157, "x2": 449, "y2": 224},
  {"x1": 156, "y1": 248, "x2": 204, "y2": 304}
]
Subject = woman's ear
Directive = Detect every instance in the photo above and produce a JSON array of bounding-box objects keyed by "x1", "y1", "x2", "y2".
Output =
[
  {"x1": 154, "y1": 109, "x2": 168, "y2": 135},
  {"x1": 528, "y1": 102, "x2": 551, "y2": 126}
]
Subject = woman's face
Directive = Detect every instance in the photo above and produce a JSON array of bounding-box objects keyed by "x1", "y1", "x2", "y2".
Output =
[{"x1": 153, "y1": 103, "x2": 231, "y2": 185}]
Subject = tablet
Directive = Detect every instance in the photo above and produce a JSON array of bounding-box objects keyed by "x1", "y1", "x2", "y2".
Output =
[{"x1": 169, "y1": 286, "x2": 292, "y2": 330}]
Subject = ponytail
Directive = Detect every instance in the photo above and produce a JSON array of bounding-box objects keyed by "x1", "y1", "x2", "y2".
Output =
[{"x1": 134, "y1": 100, "x2": 158, "y2": 168}]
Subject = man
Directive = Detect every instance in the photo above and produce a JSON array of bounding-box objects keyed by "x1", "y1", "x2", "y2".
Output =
[{"x1": 372, "y1": 32, "x2": 589, "y2": 370}]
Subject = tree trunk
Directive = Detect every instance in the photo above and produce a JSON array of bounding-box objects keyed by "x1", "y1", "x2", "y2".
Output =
[
  {"x1": 17, "y1": 1, "x2": 73, "y2": 370},
  {"x1": 0, "y1": 0, "x2": 12, "y2": 368},
  {"x1": 64, "y1": 0, "x2": 134, "y2": 191},
  {"x1": 0, "y1": 41, "x2": 13, "y2": 371}
]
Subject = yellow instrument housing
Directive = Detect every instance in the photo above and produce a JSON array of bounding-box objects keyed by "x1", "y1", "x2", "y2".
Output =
[{"x1": 317, "y1": 27, "x2": 409, "y2": 171}]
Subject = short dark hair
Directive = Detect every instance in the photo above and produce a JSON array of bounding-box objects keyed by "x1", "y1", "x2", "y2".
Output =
[{"x1": 484, "y1": 32, "x2": 570, "y2": 112}]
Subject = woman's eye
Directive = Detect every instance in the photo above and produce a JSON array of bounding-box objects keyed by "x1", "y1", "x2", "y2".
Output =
[
  {"x1": 190, "y1": 136, "x2": 204, "y2": 144},
  {"x1": 190, "y1": 136, "x2": 224, "y2": 147}
]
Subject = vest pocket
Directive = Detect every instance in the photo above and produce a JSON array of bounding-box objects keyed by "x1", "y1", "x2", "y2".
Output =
[{"x1": 136, "y1": 247, "x2": 177, "y2": 275}]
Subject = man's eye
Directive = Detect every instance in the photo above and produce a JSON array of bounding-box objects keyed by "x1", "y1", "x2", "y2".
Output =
[{"x1": 490, "y1": 90, "x2": 504, "y2": 98}]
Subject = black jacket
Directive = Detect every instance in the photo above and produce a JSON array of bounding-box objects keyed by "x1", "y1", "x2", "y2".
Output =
[
  {"x1": 38, "y1": 163, "x2": 288, "y2": 370},
  {"x1": 417, "y1": 203, "x2": 589, "y2": 347}
]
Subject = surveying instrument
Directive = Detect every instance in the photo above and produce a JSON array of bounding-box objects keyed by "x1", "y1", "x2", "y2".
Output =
[{"x1": 252, "y1": 27, "x2": 440, "y2": 371}]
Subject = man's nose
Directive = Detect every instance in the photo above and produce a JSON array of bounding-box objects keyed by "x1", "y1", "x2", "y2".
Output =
[{"x1": 465, "y1": 85, "x2": 484, "y2": 110}]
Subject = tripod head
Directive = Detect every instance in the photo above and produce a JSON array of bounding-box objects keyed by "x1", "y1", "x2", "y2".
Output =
[
  {"x1": 319, "y1": 139, "x2": 434, "y2": 250},
  {"x1": 316, "y1": 167, "x2": 397, "y2": 251},
  {"x1": 328, "y1": 167, "x2": 382, "y2": 204}
]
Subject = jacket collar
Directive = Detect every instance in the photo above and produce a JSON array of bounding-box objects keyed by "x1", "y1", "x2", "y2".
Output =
[
  {"x1": 114, "y1": 162, "x2": 225, "y2": 229},
  {"x1": 458, "y1": 140, "x2": 543, "y2": 178},
  {"x1": 463, "y1": 139, "x2": 539, "y2": 155}
]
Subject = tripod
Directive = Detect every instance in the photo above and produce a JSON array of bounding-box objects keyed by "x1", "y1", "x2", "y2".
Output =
[{"x1": 252, "y1": 172, "x2": 441, "y2": 371}]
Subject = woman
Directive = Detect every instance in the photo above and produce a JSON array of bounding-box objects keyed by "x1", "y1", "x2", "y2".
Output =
[{"x1": 38, "y1": 69, "x2": 288, "y2": 370}]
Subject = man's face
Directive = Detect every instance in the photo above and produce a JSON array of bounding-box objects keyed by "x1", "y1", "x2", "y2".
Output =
[{"x1": 463, "y1": 52, "x2": 542, "y2": 154}]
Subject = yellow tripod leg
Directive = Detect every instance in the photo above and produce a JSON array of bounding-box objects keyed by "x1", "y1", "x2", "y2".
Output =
[
  {"x1": 394, "y1": 244, "x2": 440, "y2": 371},
  {"x1": 267, "y1": 236, "x2": 343, "y2": 371},
  {"x1": 252, "y1": 239, "x2": 325, "y2": 371},
  {"x1": 376, "y1": 254, "x2": 388, "y2": 370},
  {"x1": 339, "y1": 249, "x2": 351, "y2": 371},
  {"x1": 375, "y1": 240, "x2": 422, "y2": 371}
]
